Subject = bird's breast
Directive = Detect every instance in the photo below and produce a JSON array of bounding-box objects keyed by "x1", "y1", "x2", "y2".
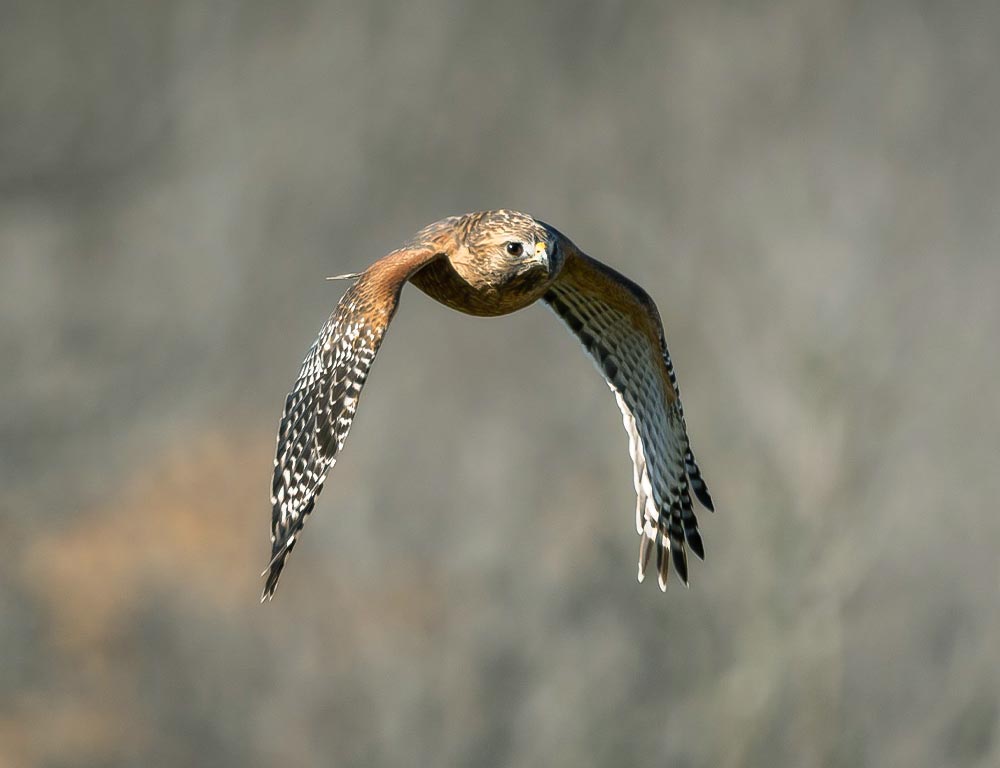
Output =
[{"x1": 409, "y1": 258, "x2": 550, "y2": 317}]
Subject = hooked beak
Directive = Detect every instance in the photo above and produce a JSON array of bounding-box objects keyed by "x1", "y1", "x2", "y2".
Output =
[{"x1": 533, "y1": 240, "x2": 552, "y2": 274}]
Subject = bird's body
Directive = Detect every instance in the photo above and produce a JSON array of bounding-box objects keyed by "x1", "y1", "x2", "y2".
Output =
[
  {"x1": 264, "y1": 210, "x2": 714, "y2": 600},
  {"x1": 407, "y1": 210, "x2": 562, "y2": 316}
]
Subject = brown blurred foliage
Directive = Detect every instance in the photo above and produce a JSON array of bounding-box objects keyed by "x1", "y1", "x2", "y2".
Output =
[{"x1": 1, "y1": 1, "x2": 998, "y2": 766}]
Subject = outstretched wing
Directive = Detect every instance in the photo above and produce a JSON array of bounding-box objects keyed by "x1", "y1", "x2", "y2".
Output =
[
  {"x1": 263, "y1": 246, "x2": 443, "y2": 599},
  {"x1": 543, "y1": 250, "x2": 714, "y2": 590}
]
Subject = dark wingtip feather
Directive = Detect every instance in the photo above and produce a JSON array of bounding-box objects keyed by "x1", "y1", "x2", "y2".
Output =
[
  {"x1": 685, "y1": 450, "x2": 715, "y2": 512},
  {"x1": 260, "y1": 537, "x2": 296, "y2": 602},
  {"x1": 686, "y1": 530, "x2": 705, "y2": 560},
  {"x1": 261, "y1": 559, "x2": 284, "y2": 602},
  {"x1": 692, "y1": 481, "x2": 715, "y2": 512},
  {"x1": 671, "y1": 544, "x2": 689, "y2": 586},
  {"x1": 655, "y1": 532, "x2": 670, "y2": 591}
]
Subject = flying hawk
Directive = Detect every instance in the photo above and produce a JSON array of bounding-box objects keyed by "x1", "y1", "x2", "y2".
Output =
[{"x1": 264, "y1": 210, "x2": 714, "y2": 600}]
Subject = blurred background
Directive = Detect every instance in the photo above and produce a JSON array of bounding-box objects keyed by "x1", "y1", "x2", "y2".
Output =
[{"x1": 1, "y1": 1, "x2": 998, "y2": 766}]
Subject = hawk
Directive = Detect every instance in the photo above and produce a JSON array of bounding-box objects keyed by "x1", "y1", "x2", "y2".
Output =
[{"x1": 264, "y1": 210, "x2": 714, "y2": 600}]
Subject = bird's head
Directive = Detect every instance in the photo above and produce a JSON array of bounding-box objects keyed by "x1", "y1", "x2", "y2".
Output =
[
  {"x1": 407, "y1": 209, "x2": 570, "y2": 317},
  {"x1": 460, "y1": 209, "x2": 564, "y2": 282}
]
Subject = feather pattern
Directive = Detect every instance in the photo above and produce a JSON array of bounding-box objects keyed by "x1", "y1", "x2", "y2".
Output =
[
  {"x1": 263, "y1": 246, "x2": 442, "y2": 599},
  {"x1": 543, "y1": 251, "x2": 712, "y2": 589},
  {"x1": 263, "y1": 211, "x2": 713, "y2": 598}
]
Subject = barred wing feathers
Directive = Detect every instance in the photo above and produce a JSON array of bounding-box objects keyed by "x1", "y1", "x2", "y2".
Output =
[
  {"x1": 263, "y1": 246, "x2": 442, "y2": 599},
  {"x1": 543, "y1": 251, "x2": 713, "y2": 589}
]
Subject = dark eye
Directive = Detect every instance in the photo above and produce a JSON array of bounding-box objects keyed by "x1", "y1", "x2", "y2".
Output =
[{"x1": 505, "y1": 242, "x2": 524, "y2": 256}]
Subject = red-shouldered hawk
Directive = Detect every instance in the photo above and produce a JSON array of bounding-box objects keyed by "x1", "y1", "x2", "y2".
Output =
[{"x1": 263, "y1": 210, "x2": 714, "y2": 600}]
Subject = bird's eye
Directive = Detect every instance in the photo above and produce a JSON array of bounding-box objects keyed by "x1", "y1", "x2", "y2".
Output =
[{"x1": 505, "y1": 242, "x2": 524, "y2": 256}]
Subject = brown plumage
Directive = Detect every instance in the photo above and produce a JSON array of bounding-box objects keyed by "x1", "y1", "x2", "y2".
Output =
[{"x1": 263, "y1": 209, "x2": 713, "y2": 599}]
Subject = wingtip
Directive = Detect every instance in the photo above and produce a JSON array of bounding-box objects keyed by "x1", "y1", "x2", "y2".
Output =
[
  {"x1": 260, "y1": 575, "x2": 274, "y2": 602},
  {"x1": 259, "y1": 534, "x2": 295, "y2": 599},
  {"x1": 260, "y1": 573, "x2": 279, "y2": 602},
  {"x1": 259, "y1": 566, "x2": 279, "y2": 602},
  {"x1": 671, "y1": 546, "x2": 689, "y2": 586},
  {"x1": 687, "y1": 531, "x2": 706, "y2": 561},
  {"x1": 692, "y1": 483, "x2": 715, "y2": 512},
  {"x1": 638, "y1": 533, "x2": 653, "y2": 584},
  {"x1": 260, "y1": 550, "x2": 289, "y2": 603}
]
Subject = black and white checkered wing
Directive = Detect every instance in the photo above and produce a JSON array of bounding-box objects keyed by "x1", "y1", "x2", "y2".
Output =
[
  {"x1": 263, "y1": 247, "x2": 441, "y2": 599},
  {"x1": 544, "y1": 251, "x2": 714, "y2": 590}
]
